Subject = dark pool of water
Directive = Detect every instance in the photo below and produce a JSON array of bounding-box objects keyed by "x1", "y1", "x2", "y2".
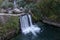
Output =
[{"x1": 11, "y1": 22, "x2": 60, "y2": 40}]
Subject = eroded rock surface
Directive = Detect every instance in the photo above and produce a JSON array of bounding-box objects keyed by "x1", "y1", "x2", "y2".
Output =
[{"x1": 0, "y1": 15, "x2": 10, "y2": 24}]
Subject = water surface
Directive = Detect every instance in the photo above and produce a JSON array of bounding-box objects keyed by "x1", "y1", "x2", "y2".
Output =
[{"x1": 11, "y1": 22, "x2": 60, "y2": 40}]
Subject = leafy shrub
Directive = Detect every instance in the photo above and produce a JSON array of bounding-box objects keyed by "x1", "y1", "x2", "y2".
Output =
[
  {"x1": 37, "y1": 0, "x2": 60, "y2": 17},
  {"x1": 0, "y1": 16, "x2": 19, "y2": 35}
]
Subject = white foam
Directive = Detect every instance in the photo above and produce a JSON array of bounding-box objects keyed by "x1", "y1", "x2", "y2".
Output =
[
  {"x1": 14, "y1": 8, "x2": 20, "y2": 12},
  {"x1": 22, "y1": 25, "x2": 41, "y2": 36},
  {"x1": 20, "y1": 14, "x2": 41, "y2": 36}
]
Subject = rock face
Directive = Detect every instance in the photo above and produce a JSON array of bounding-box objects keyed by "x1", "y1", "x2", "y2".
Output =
[
  {"x1": 0, "y1": 15, "x2": 10, "y2": 24},
  {"x1": 0, "y1": 9, "x2": 8, "y2": 13}
]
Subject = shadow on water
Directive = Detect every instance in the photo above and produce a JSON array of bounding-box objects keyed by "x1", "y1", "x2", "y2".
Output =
[{"x1": 11, "y1": 22, "x2": 60, "y2": 40}]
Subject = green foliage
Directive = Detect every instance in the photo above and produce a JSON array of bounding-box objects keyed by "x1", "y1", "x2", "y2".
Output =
[
  {"x1": 17, "y1": 0, "x2": 26, "y2": 7},
  {"x1": 23, "y1": 0, "x2": 60, "y2": 21},
  {"x1": 21, "y1": 0, "x2": 41, "y2": 21},
  {"x1": 1, "y1": 2, "x2": 13, "y2": 8},
  {"x1": 1, "y1": 0, "x2": 60, "y2": 21},
  {"x1": 37, "y1": 0, "x2": 60, "y2": 16},
  {"x1": 35, "y1": 0, "x2": 60, "y2": 21},
  {"x1": 0, "y1": 16, "x2": 19, "y2": 35},
  {"x1": 0, "y1": 0, "x2": 3, "y2": 7}
]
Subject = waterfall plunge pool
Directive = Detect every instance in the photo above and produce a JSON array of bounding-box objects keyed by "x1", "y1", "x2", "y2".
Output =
[{"x1": 11, "y1": 22, "x2": 60, "y2": 40}]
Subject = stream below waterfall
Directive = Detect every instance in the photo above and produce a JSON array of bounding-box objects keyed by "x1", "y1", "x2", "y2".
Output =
[{"x1": 11, "y1": 22, "x2": 60, "y2": 40}]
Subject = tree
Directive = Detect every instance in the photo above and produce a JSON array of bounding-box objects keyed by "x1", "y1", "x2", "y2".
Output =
[{"x1": 36, "y1": 0, "x2": 60, "y2": 21}]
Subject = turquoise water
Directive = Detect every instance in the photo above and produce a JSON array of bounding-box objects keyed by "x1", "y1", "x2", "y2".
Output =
[{"x1": 11, "y1": 22, "x2": 60, "y2": 40}]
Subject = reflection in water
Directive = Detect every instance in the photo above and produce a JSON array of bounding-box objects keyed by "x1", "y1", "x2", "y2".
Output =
[
  {"x1": 12, "y1": 32, "x2": 40, "y2": 40},
  {"x1": 21, "y1": 34, "x2": 37, "y2": 40}
]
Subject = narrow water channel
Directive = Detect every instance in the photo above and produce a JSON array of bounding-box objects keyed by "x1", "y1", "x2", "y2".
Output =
[{"x1": 11, "y1": 22, "x2": 60, "y2": 40}]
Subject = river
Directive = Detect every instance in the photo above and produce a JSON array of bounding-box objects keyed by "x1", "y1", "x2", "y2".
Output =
[{"x1": 11, "y1": 22, "x2": 60, "y2": 40}]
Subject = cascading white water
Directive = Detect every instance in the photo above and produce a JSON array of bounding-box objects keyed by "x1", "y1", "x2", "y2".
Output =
[
  {"x1": 13, "y1": 0, "x2": 20, "y2": 12},
  {"x1": 20, "y1": 13, "x2": 41, "y2": 36},
  {"x1": 28, "y1": 14, "x2": 41, "y2": 35},
  {"x1": 20, "y1": 13, "x2": 31, "y2": 34},
  {"x1": 14, "y1": 0, "x2": 17, "y2": 8},
  {"x1": 28, "y1": 14, "x2": 32, "y2": 26}
]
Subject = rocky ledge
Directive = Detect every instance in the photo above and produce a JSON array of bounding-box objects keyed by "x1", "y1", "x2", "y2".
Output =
[{"x1": 42, "y1": 20, "x2": 60, "y2": 27}]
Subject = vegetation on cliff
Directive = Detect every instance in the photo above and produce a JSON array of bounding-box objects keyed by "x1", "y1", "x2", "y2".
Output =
[
  {"x1": 37, "y1": 0, "x2": 60, "y2": 22},
  {"x1": 0, "y1": 16, "x2": 19, "y2": 38}
]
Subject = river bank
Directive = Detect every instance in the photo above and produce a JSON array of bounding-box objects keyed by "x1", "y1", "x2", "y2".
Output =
[
  {"x1": 42, "y1": 20, "x2": 60, "y2": 27},
  {"x1": 0, "y1": 29, "x2": 20, "y2": 40}
]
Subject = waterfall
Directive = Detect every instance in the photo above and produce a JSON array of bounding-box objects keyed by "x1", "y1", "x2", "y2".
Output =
[
  {"x1": 14, "y1": 0, "x2": 17, "y2": 8},
  {"x1": 20, "y1": 13, "x2": 41, "y2": 36},
  {"x1": 28, "y1": 14, "x2": 33, "y2": 26},
  {"x1": 20, "y1": 13, "x2": 31, "y2": 34},
  {"x1": 13, "y1": 0, "x2": 21, "y2": 13}
]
